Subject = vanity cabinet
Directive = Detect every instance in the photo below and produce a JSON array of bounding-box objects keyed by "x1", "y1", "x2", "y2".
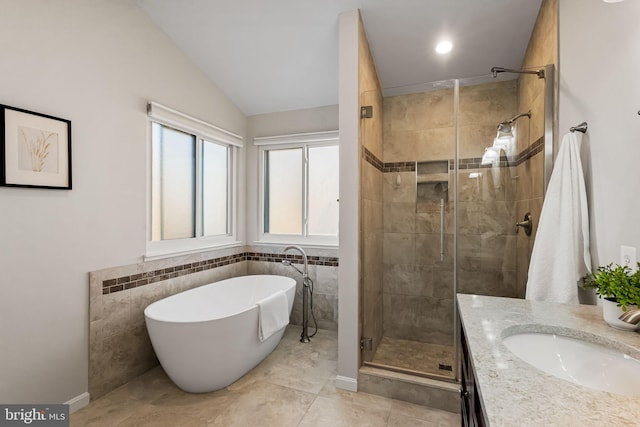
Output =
[{"x1": 459, "y1": 321, "x2": 487, "y2": 427}]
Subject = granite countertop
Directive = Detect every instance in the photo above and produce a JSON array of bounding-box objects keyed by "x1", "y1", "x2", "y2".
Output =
[{"x1": 457, "y1": 294, "x2": 640, "y2": 427}]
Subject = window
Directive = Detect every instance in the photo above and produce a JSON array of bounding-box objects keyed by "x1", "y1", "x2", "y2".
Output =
[
  {"x1": 151, "y1": 123, "x2": 196, "y2": 240},
  {"x1": 201, "y1": 140, "x2": 229, "y2": 236},
  {"x1": 147, "y1": 102, "x2": 242, "y2": 257},
  {"x1": 256, "y1": 131, "x2": 339, "y2": 245},
  {"x1": 264, "y1": 147, "x2": 303, "y2": 234}
]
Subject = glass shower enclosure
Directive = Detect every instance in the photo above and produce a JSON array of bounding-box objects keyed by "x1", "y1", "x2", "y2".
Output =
[{"x1": 360, "y1": 67, "x2": 552, "y2": 381}]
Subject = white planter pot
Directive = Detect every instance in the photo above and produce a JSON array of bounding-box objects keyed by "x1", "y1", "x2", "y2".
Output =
[{"x1": 602, "y1": 298, "x2": 640, "y2": 331}]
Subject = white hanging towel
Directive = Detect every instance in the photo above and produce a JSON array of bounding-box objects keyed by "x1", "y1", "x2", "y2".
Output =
[
  {"x1": 257, "y1": 290, "x2": 289, "y2": 342},
  {"x1": 526, "y1": 132, "x2": 591, "y2": 304}
]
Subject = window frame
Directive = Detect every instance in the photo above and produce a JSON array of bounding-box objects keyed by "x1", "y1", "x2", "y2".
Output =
[
  {"x1": 256, "y1": 131, "x2": 339, "y2": 247},
  {"x1": 146, "y1": 103, "x2": 242, "y2": 259}
]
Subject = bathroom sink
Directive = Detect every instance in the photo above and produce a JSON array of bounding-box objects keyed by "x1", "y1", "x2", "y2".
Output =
[{"x1": 502, "y1": 332, "x2": 640, "y2": 396}]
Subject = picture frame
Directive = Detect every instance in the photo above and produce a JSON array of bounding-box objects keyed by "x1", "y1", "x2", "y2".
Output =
[{"x1": 0, "y1": 104, "x2": 72, "y2": 189}]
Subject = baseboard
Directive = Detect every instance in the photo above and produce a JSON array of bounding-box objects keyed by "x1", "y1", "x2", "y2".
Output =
[
  {"x1": 65, "y1": 392, "x2": 90, "y2": 414},
  {"x1": 335, "y1": 375, "x2": 358, "y2": 392}
]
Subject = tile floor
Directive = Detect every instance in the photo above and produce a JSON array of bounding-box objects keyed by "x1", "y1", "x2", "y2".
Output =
[
  {"x1": 371, "y1": 337, "x2": 455, "y2": 379},
  {"x1": 72, "y1": 326, "x2": 460, "y2": 426}
]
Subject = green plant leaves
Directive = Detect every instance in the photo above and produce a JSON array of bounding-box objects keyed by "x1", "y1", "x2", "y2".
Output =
[{"x1": 584, "y1": 263, "x2": 640, "y2": 311}]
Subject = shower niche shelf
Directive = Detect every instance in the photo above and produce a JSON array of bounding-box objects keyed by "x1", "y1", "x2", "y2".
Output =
[{"x1": 417, "y1": 160, "x2": 449, "y2": 208}]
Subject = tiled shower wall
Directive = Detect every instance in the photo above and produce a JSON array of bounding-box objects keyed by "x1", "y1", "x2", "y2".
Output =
[
  {"x1": 381, "y1": 80, "x2": 520, "y2": 347},
  {"x1": 382, "y1": 87, "x2": 455, "y2": 346},
  {"x1": 89, "y1": 245, "x2": 338, "y2": 400},
  {"x1": 457, "y1": 82, "x2": 519, "y2": 299},
  {"x1": 514, "y1": 0, "x2": 558, "y2": 296}
]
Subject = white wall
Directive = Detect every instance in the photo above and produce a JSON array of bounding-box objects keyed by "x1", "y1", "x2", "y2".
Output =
[
  {"x1": 0, "y1": 0, "x2": 246, "y2": 404},
  {"x1": 245, "y1": 105, "x2": 339, "y2": 243},
  {"x1": 337, "y1": 9, "x2": 360, "y2": 391},
  {"x1": 559, "y1": 0, "x2": 640, "y2": 269}
]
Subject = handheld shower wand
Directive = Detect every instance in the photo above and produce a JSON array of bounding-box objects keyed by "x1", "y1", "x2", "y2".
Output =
[{"x1": 281, "y1": 259, "x2": 304, "y2": 277}]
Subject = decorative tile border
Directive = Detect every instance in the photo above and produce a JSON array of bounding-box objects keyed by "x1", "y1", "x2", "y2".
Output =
[
  {"x1": 246, "y1": 252, "x2": 340, "y2": 267},
  {"x1": 102, "y1": 252, "x2": 339, "y2": 295},
  {"x1": 383, "y1": 161, "x2": 416, "y2": 173},
  {"x1": 515, "y1": 136, "x2": 544, "y2": 165},
  {"x1": 456, "y1": 156, "x2": 509, "y2": 170},
  {"x1": 364, "y1": 148, "x2": 384, "y2": 171},
  {"x1": 364, "y1": 137, "x2": 544, "y2": 172},
  {"x1": 364, "y1": 148, "x2": 417, "y2": 172},
  {"x1": 457, "y1": 137, "x2": 544, "y2": 169}
]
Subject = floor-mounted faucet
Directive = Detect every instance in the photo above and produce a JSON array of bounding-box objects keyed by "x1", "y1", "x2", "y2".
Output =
[{"x1": 282, "y1": 245, "x2": 314, "y2": 342}]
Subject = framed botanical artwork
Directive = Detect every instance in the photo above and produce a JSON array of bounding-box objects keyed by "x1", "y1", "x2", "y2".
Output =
[{"x1": 0, "y1": 104, "x2": 72, "y2": 189}]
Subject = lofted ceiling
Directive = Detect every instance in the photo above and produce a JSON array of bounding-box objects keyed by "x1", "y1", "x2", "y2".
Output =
[{"x1": 136, "y1": 0, "x2": 543, "y2": 116}]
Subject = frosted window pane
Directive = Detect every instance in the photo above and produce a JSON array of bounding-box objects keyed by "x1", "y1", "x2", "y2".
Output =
[
  {"x1": 202, "y1": 140, "x2": 228, "y2": 236},
  {"x1": 265, "y1": 148, "x2": 302, "y2": 235},
  {"x1": 151, "y1": 123, "x2": 195, "y2": 240},
  {"x1": 308, "y1": 145, "x2": 339, "y2": 236}
]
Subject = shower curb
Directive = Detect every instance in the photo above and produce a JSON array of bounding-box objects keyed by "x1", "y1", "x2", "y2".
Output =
[{"x1": 358, "y1": 366, "x2": 460, "y2": 413}]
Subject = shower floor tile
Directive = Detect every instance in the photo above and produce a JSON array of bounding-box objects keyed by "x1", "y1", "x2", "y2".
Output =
[{"x1": 371, "y1": 336, "x2": 455, "y2": 379}]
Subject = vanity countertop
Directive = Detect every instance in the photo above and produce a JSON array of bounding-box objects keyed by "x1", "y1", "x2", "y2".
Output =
[{"x1": 457, "y1": 294, "x2": 640, "y2": 426}]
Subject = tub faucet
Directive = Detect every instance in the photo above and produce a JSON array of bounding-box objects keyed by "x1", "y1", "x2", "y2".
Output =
[
  {"x1": 282, "y1": 245, "x2": 311, "y2": 343},
  {"x1": 282, "y1": 245, "x2": 308, "y2": 278},
  {"x1": 619, "y1": 309, "x2": 640, "y2": 325}
]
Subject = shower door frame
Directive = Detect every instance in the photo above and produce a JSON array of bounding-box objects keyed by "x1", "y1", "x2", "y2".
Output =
[{"x1": 542, "y1": 64, "x2": 556, "y2": 196}]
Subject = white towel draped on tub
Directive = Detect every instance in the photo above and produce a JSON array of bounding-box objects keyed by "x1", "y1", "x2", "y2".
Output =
[
  {"x1": 257, "y1": 290, "x2": 289, "y2": 342},
  {"x1": 526, "y1": 132, "x2": 591, "y2": 304}
]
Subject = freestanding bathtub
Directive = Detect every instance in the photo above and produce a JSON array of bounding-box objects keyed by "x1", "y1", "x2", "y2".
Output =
[{"x1": 144, "y1": 274, "x2": 296, "y2": 393}]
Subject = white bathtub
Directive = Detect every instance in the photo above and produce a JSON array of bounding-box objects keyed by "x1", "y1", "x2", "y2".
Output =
[{"x1": 144, "y1": 274, "x2": 296, "y2": 393}]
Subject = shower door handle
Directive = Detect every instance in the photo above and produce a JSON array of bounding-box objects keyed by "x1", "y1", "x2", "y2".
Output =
[{"x1": 440, "y1": 199, "x2": 445, "y2": 261}]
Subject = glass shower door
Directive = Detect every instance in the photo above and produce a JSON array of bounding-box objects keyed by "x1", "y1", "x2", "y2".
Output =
[
  {"x1": 362, "y1": 81, "x2": 458, "y2": 379},
  {"x1": 360, "y1": 70, "x2": 550, "y2": 382},
  {"x1": 455, "y1": 76, "x2": 520, "y2": 300},
  {"x1": 456, "y1": 72, "x2": 546, "y2": 301}
]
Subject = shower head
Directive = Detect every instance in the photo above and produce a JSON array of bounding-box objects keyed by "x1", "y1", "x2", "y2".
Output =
[
  {"x1": 491, "y1": 66, "x2": 545, "y2": 79},
  {"x1": 496, "y1": 111, "x2": 531, "y2": 138},
  {"x1": 491, "y1": 67, "x2": 505, "y2": 78},
  {"x1": 497, "y1": 121, "x2": 513, "y2": 136}
]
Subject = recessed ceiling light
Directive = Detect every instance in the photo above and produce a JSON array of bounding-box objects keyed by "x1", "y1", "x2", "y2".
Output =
[
  {"x1": 603, "y1": 0, "x2": 624, "y2": 2},
  {"x1": 435, "y1": 40, "x2": 453, "y2": 55}
]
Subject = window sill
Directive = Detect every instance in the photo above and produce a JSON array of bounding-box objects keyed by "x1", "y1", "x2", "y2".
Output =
[
  {"x1": 254, "y1": 235, "x2": 339, "y2": 249},
  {"x1": 144, "y1": 239, "x2": 244, "y2": 262}
]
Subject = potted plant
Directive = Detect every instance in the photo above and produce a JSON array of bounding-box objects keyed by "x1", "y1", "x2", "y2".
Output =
[{"x1": 584, "y1": 263, "x2": 640, "y2": 330}]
